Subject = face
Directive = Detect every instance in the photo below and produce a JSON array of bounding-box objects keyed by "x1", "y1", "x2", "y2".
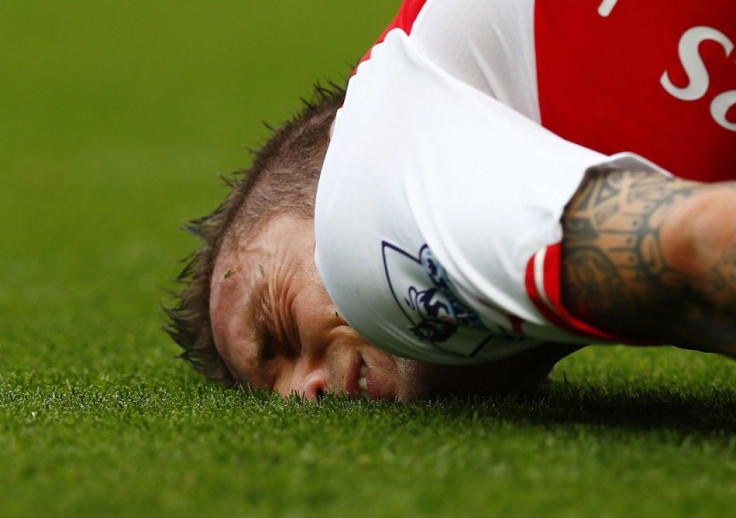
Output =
[{"x1": 210, "y1": 215, "x2": 573, "y2": 401}]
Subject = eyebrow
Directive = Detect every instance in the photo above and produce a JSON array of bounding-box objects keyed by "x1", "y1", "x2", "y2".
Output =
[
  {"x1": 245, "y1": 276, "x2": 279, "y2": 382},
  {"x1": 222, "y1": 274, "x2": 271, "y2": 388},
  {"x1": 250, "y1": 278, "x2": 269, "y2": 339}
]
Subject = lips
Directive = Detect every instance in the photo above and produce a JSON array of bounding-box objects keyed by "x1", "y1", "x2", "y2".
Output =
[
  {"x1": 347, "y1": 356, "x2": 374, "y2": 399},
  {"x1": 358, "y1": 362, "x2": 369, "y2": 396},
  {"x1": 346, "y1": 350, "x2": 401, "y2": 401}
]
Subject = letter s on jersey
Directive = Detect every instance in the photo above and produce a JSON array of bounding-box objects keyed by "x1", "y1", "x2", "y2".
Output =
[{"x1": 660, "y1": 26, "x2": 736, "y2": 131}]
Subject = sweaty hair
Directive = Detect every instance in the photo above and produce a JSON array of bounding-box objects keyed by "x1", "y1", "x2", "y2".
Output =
[{"x1": 165, "y1": 85, "x2": 345, "y2": 382}]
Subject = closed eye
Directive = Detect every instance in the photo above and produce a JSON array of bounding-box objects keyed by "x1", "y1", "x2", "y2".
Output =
[{"x1": 258, "y1": 331, "x2": 278, "y2": 365}]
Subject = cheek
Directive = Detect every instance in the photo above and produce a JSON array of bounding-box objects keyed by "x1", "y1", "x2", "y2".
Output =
[
  {"x1": 393, "y1": 357, "x2": 436, "y2": 401},
  {"x1": 297, "y1": 295, "x2": 333, "y2": 324},
  {"x1": 292, "y1": 281, "x2": 340, "y2": 339}
]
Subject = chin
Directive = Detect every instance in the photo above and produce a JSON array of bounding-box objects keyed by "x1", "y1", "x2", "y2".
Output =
[{"x1": 392, "y1": 344, "x2": 580, "y2": 401}]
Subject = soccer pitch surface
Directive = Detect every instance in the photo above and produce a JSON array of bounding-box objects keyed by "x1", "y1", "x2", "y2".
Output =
[{"x1": 2, "y1": 2, "x2": 735, "y2": 516}]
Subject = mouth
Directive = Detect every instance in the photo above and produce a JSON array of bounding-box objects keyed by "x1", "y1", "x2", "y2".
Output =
[
  {"x1": 358, "y1": 362, "x2": 370, "y2": 398},
  {"x1": 348, "y1": 355, "x2": 374, "y2": 399}
]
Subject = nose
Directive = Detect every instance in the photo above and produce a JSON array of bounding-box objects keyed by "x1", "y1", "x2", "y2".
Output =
[{"x1": 283, "y1": 359, "x2": 327, "y2": 401}]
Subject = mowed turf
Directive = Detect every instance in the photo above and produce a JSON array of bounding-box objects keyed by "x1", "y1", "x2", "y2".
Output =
[{"x1": 1, "y1": 2, "x2": 735, "y2": 517}]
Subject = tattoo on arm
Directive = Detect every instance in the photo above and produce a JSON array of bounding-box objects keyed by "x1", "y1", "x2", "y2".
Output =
[{"x1": 561, "y1": 166, "x2": 736, "y2": 350}]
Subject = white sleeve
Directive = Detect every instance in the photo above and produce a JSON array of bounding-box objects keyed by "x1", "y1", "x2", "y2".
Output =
[
  {"x1": 315, "y1": 29, "x2": 654, "y2": 364},
  {"x1": 407, "y1": 0, "x2": 540, "y2": 121}
]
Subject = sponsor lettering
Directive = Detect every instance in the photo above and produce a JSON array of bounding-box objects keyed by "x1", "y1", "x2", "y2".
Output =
[{"x1": 660, "y1": 26, "x2": 736, "y2": 131}]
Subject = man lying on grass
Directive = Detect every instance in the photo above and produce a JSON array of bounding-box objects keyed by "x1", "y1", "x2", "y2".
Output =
[{"x1": 166, "y1": 0, "x2": 736, "y2": 401}]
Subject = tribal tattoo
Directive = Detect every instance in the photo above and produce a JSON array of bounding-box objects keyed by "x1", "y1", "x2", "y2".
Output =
[{"x1": 561, "y1": 166, "x2": 736, "y2": 352}]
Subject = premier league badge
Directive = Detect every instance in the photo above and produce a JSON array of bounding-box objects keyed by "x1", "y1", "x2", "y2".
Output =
[{"x1": 382, "y1": 241, "x2": 498, "y2": 358}]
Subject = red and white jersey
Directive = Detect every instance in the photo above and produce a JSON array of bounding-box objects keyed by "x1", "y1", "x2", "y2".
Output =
[{"x1": 315, "y1": 0, "x2": 736, "y2": 364}]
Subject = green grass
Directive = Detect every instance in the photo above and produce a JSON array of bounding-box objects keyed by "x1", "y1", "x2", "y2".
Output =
[{"x1": 1, "y1": 2, "x2": 735, "y2": 517}]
